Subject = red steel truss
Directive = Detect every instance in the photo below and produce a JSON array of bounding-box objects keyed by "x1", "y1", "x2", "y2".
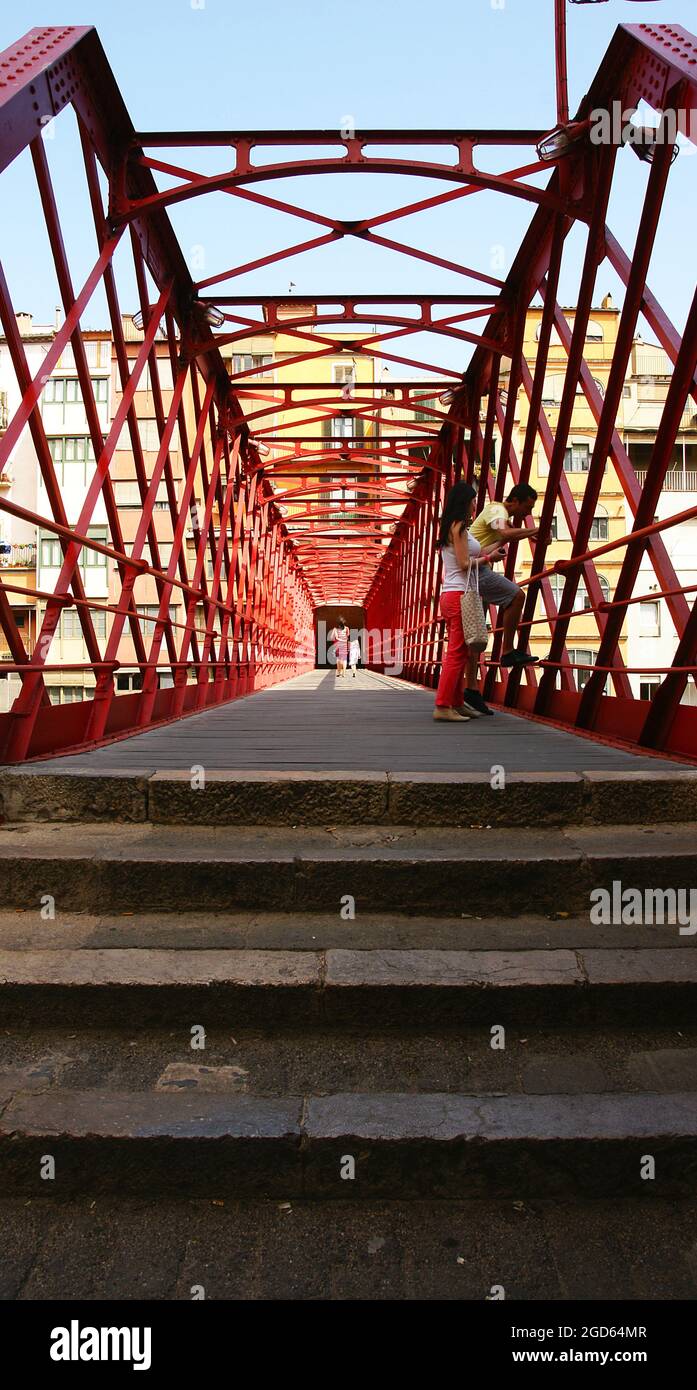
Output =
[{"x1": 0, "y1": 19, "x2": 696, "y2": 761}]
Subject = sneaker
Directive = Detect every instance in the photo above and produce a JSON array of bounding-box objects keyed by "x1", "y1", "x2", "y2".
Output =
[
  {"x1": 433, "y1": 706, "x2": 470, "y2": 722},
  {"x1": 464, "y1": 688, "x2": 494, "y2": 716},
  {"x1": 455, "y1": 698, "x2": 481, "y2": 718},
  {"x1": 500, "y1": 649, "x2": 540, "y2": 667}
]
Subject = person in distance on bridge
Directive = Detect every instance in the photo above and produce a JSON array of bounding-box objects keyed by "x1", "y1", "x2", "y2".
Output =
[
  {"x1": 348, "y1": 634, "x2": 361, "y2": 677},
  {"x1": 463, "y1": 482, "x2": 540, "y2": 715},
  {"x1": 330, "y1": 616, "x2": 350, "y2": 676},
  {"x1": 433, "y1": 481, "x2": 505, "y2": 722}
]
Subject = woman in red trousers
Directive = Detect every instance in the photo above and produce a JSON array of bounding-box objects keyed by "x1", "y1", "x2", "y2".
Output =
[{"x1": 434, "y1": 481, "x2": 505, "y2": 722}]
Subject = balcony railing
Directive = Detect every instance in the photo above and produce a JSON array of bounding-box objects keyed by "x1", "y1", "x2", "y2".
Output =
[
  {"x1": 0, "y1": 543, "x2": 37, "y2": 568},
  {"x1": 635, "y1": 468, "x2": 697, "y2": 492}
]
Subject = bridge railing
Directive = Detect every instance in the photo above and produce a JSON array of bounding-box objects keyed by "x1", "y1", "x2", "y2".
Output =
[
  {"x1": 365, "y1": 23, "x2": 697, "y2": 763},
  {"x1": 0, "y1": 27, "x2": 314, "y2": 763}
]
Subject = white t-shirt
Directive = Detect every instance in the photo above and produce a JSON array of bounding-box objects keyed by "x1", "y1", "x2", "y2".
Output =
[{"x1": 441, "y1": 531, "x2": 481, "y2": 593}]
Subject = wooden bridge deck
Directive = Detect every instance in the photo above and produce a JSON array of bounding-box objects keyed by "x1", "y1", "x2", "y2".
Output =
[{"x1": 19, "y1": 671, "x2": 693, "y2": 774}]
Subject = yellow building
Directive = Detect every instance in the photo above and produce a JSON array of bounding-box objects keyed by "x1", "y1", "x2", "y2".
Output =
[
  {"x1": 499, "y1": 299, "x2": 628, "y2": 685},
  {"x1": 220, "y1": 303, "x2": 378, "y2": 527}
]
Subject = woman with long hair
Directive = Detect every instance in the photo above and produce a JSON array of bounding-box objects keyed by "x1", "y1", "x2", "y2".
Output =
[
  {"x1": 434, "y1": 481, "x2": 505, "y2": 721},
  {"x1": 330, "y1": 615, "x2": 350, "y2": 676}
]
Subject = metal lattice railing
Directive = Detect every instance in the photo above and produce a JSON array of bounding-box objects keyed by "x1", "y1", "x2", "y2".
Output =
[{"x1": 0, "y1": 19, "x2": 696, "y2": 762}]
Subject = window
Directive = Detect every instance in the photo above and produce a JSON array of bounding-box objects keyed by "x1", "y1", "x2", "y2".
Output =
[
  {"x1": 40, "y1": 535, "x2": 62, "y2": 567},
  {"x1": 413, "y1": 395, "x2": 437, "y2": 423},
  {"x1": 194, "y1": 603, "x2": 222, "y2": 635},
  {"x1": 114, "y1": 479, "x2": 169, "y2": 511},
  {"x1": 116, "y1": 672, "x2": 144, "y2": 692},
  {"x1": 333, "y1": 363, "x2": 356, "y2": 386},
  {"x1": 536, "y1": 319, "x2": 603, "y2": 343},
  {"x1": 139, "y1": 419, "x2": 164, "y2": 453},
  {"x1": 48, "y1": 685, "x2": 86, "y2": 704},
  {"x1": 81, "y1": 528, "x2": 107, "y2": 568},
  {"x1": 550, "y1": 515, "x2": 558, "y2": 541},
  {"x1": 0, "y1": 391, "x2": 8, "y2": 430},
  {"x1": 61, "y1": 609, "x2": 106, "y2": 640},
  {"x1": 568, "y1": 647, "x2": 595, "y2": 692},
  {"x1": 590, "y1": 514, "x2": 609, "y2": 541},
  {"x1": 549, "y1": 574, "x2": 607, "y2": 611},
  {"x1": 323, "y1": 414, "x2": 364, "y2": 442},
  {"x1": 623, "y1": 385, "x2": 631, "y2": 399},
  {"x1": 232, "y1": 353, "x2": 273, "y2": 374},
  {"x1": 43, "y1": 377, "x2": 107, "y2": 406},
  {"x1": 85, "y1": 340, "x2": 110, "y2": 369},
  {"x1": 332, "y1": 415, "x2": 354, "y2": 438},
  {"x1": 46, "y1": 436, "x2": 97, "y2": 486},
  {"x1": 639, "y1": 600, "x2": 661, "y2": 635},
  {"x1": 564, "y1": 443, "x2": 590, "y2": 472},
  {"x1": 640, "y1": 679, "x2": 660, "y2": 701},
  {"x1": 330, "y1": 485, "x2": 356, "y2": 518},
  {"x1": 113, "y1": 481, "x2": 142, "y2": 508},
  {"x1": 44, "y1": 378, "x2": 64, "y2": 403},
  {"x1": 136, "y1": 604, "x2": 178, "y2": 637},
  {"x1": 541, "y1": 375, "x2": 562, "y2": 406}
]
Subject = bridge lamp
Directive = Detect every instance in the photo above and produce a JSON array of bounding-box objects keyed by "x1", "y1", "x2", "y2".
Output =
[
  {"x1": 536, "y1": 121, "x2": 588, "y2": 162},
  {"x1": 201, "y1": 303, "x2": 226, "y2": 327},
  {"x1": 625, "y1": 126, "x2": 679, "y2": 165}
]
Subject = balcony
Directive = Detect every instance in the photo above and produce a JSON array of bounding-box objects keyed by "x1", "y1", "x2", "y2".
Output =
[
  {"x1": 0, "y1": 543, "x2": 37, "y2": 568},
  {"x1": 634, "y1": 468, "x2": 697, "y2": 492}
]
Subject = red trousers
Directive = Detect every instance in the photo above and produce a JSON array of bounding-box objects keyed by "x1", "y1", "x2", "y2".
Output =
[{"x1": 435, "y1": 589, "x2": 469, "y2": 708}]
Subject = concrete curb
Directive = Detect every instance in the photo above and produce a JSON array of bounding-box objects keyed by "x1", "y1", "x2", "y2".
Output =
[
  {"x1": 1, "y1": 767, "x2": 695, "y2": 827},
  {"x1": 0, "y1": 946, "x2": 696, "y2": 1026},
  {"x1": 2, "y1": 1088, "x2": 696, "y2": 1197}
]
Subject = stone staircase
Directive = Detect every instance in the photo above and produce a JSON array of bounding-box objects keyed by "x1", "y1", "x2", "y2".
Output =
[{"x1": 1, "y1": 767, "x2": 696, "y2": 1297}]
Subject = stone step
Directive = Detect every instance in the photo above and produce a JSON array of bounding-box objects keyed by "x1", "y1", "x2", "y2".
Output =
[
  {"x1": 0, "y1": 820, "x2": 695, "y2": 915},
  {"x1": 4, "y1": 1193, "x2": 697, "y2": 1300},
  {"x1": 1, "y1": 945, "x2": 696, "y2": 1025},
  {"x1": 0, "y1": 907, "x2": 691, "y2": 952},
  {"x1": 1, "y1": 766, "x2": 695, "y2": 828},
  {"x1": 3, "y1": 1022, "x2": 697, "y2": 1099},
  {"x1": 2, "y1": 1087, "x2": 696, "y2": 1198}
]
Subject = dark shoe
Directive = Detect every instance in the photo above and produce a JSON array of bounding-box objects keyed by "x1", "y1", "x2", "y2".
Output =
[
  {"x1": 464, "y1": 688, "x2": 494, "y2": 716},
  {"x1": 455, "y1": 699, "x2": 480, "y2": 719},
  {"x1": 500, "y1": 649, "x2": 540, "y2": 667}
]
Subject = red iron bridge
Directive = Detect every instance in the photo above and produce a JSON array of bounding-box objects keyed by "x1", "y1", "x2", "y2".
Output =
[{"x1": 1, "y1": 14, "x2": 696, "y2": 771}]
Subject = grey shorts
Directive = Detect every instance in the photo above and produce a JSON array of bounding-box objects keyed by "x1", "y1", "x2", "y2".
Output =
[{"x1": 477, "y1": 567, "x2": 521, "y2": 610}]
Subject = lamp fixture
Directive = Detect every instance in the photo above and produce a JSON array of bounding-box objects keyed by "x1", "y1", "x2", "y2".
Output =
[
  {"x1": 199, "y1": 302, "x2": 226, "y2": 327},
  {"x1": 536, "y1": 120, "x2": 587, "y2": 162},
  {"x1": 625, "y1": 125, "x2": 679, "y2": 166}
]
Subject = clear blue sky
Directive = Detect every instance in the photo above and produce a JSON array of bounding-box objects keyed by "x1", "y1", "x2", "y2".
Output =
[{"x1": 1, "y1": 0, "x2": 695, "y2": 373}]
